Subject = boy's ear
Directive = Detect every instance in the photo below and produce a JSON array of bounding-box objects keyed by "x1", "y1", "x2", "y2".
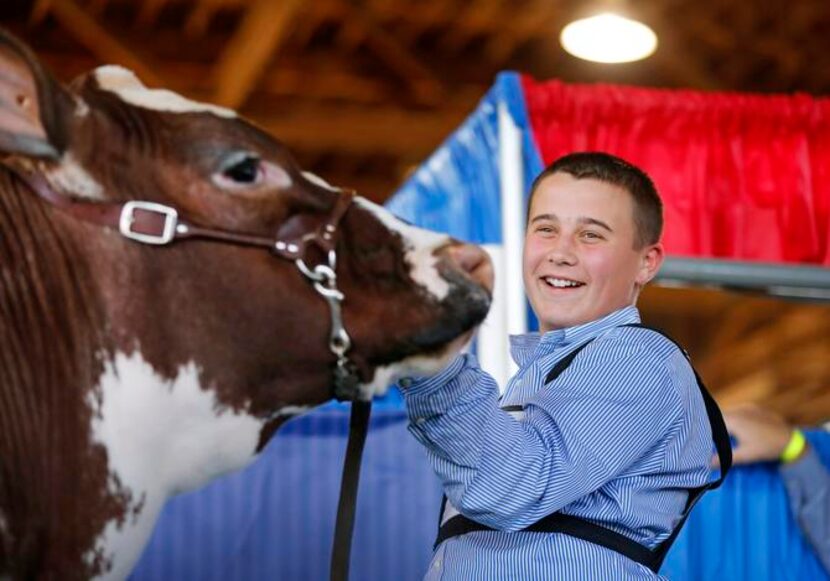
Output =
[
  {"x1": 0, "y1": 27, "x2": 72, "y2": 160},
  {"x1": 636, "y1": 243, "x2": 664, "y2": 287}
]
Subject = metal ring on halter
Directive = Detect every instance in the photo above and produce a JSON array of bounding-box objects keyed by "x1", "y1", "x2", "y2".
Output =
[
  {"x1": 330, "y1": 329, "x2": 351, "y2": 356},
  {"x1": 295, "y1": 250, "x2": 337, "y2": 282}
]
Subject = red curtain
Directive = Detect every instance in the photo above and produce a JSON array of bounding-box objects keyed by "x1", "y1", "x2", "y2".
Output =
[{"x1": 521, "y1": 76, "x2": 830, "y2": 265}]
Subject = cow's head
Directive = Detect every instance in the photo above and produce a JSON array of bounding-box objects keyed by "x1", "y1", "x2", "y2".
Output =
[{"x1": 0, "y1": 28, "x2": 493, "y2": 423}]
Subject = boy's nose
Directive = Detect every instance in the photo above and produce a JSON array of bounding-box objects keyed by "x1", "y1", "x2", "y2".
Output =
[{"x1": 546, "y1": 239, "x2": 577, "y2": 265}]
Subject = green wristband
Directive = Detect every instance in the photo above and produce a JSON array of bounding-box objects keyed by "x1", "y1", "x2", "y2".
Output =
[{"x1": 780, "y1": 429, "x2": 806, "y2": 464}]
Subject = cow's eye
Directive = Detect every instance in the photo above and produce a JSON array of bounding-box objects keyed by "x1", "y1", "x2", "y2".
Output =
[
  {"x1": 223, "y1": 155, "x2": 261, "y2": 184},
  {"x1": 213, "y1": 152, "x2": 264, "y2": 190}
]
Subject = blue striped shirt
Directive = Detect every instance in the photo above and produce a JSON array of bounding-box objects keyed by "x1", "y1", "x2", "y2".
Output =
[{"x1": 403, "y1": 306, "x2": 713, "y2": 580}]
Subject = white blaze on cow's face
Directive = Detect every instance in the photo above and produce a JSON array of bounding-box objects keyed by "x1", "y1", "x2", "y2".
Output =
[
  {"x1": 354, "y1": 197, "x2": 452, "y2": 301},
  {"x1": 87, "y1": 350, "x2": 266, "y2": 580},
  {"x1": 92, "y1": 66, "x2": 237, "y2": 118},
  {"x1": 301, "y1": 171, "x2": 341, "y2": 192},
  {"x1": 43, "y1": 151, "x2": 104, "y2": 200}
]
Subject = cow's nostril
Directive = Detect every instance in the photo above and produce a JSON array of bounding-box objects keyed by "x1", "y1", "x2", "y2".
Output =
[{"x1": 442, "y1": 243, "x2": 494, "y2": 293}]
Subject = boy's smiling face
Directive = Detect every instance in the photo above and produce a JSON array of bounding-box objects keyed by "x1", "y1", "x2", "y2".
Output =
[{"x1": 523, "y1": 172, "x2": 664, "y2": 333}]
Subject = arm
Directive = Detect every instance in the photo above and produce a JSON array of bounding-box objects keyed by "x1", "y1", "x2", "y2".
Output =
[
  {"x1": 402, "y1": 347, "x2": 685, "y2": 531},
  {"x1": 780, "y1": 447, "x2": 830, "y2": 573},
  {"x1": 724, "y1": 405, "x2": 830, "y2": 573},
  {"x1": 722, "y1": 405, "x2": 803, "y2": 464}
]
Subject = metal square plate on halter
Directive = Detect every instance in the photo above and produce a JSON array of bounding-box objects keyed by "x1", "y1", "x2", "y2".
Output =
[{"x1": 119, "y1": 201, "x2": 179, "y2": 245}]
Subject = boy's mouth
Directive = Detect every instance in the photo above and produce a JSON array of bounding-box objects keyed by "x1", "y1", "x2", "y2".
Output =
[{"x1": 542, "y1": 276, "x2": 586, "y2": 289}]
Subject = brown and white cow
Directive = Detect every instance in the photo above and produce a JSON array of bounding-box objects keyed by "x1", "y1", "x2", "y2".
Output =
[{"x1": 0, "y1": 31, "x2": 492, "y2": 579}]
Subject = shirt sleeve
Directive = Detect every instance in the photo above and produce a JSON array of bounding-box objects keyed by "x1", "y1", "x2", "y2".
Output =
[
  {"x1": 780, "y1": 446, "x2": 830, "y2": 573},
  {"x1": 402, "y1": 345, "x2": 687, "y2": 531}
]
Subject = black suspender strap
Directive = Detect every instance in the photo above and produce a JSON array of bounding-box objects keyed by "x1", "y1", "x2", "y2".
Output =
[
  {"x1": 434, "y1": 324, "x2": 732, "y2": 573},
  {"x1": 544, "y1": 340, "x2": 594, "y2": 383},
  {"x1": 435, "y1": 511, "x2": 656, "y2": 565},
  {"x1": 618, "y1": 324, "x2": 733, "y2": 571},
  {"x1": 622, "y1": 324, "x2": 732, "y2": 490}
]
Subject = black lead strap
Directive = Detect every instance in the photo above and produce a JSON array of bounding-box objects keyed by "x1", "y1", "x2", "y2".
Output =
[{"x1": 330, "y1": 399, "x2": 372, "y2": 581}]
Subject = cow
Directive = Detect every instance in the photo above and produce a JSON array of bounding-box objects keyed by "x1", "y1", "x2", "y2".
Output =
[{"x1": 0, "y1": 30, "x2": 492, "y2": 580}]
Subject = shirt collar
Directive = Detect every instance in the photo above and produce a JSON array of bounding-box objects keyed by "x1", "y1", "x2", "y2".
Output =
[{"x1": 509, "y1": 305, "x2": 641, "y2": 367}]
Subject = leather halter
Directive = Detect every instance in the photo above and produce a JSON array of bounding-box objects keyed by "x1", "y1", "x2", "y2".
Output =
[{"x1": 9, "y1": 168, "x2": 363, "y2": 401}]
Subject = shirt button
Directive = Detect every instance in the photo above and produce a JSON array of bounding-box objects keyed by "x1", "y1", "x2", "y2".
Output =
[
  {"x1": 414, "y1": 417, "x2": 426, "y2": 425},
  {"x1": 399, "y1": 378, "x2": 413, "y2": 388},
  {"x1": 433, "y1": 559, "x2": 442, "y2": 569}
]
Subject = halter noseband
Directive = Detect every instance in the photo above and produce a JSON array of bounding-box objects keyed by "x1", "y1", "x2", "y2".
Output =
[{"x1": 8, "y1": 167, "x2": 363, "y2": 402}]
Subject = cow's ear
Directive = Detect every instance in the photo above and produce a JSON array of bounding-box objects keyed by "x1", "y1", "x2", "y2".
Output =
[{"x1": 0, "y1": 28, "x2": 72, "y2": 160}]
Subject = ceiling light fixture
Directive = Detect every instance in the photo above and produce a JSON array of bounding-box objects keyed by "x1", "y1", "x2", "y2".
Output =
[{"x1": 560, "y1": 12, "x2": 658, "y2": 64}]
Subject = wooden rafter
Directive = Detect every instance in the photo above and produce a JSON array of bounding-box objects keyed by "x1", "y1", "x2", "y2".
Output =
[
  {"x1": 386, "y1": 0, "x2": 460, "y2": 45},
  {"x1": 705, "y1": 298, "x2": 773, "y2": 355},
  {"x1": 781, "y1": 383, "x2": 830, "y2": 425},
  {"x1": 183, "y1": 0, "x2": 224, "y2": 38},
  {"x1": 701, "y1": 309, "x2": 830, "y2": 389},
  {"x1": 484, "y1": 0, "x2": 562, "y2": 62},
  {"x1": 136, "y1": 0, "x2": 169, "y2": 28},
  {"x1": 36, "y1": 0, "x2": 164, "y2": 87},
  {"x1": 211, "y1": 0, "x2": 303, "y2": 109},
  {"x1": 29, "y1": 0, "x2": 52, "y2": 26},
  {"x1": 30, "y1": 50, "x2": 484, "y2": 109},
  {"x1": 258, "y1": 104, "x2": 466, "y2": 157},
  {"x1": 86, "y1": 0, "x2": 111, "y2": 17},
  {"x1": 438, "y1": 0, "x2": 506, "y2": 52},
  {"x1": 715, "y1": 367, "x2": 777, "y2": 409},
  {"x1": 640, "y1": 3, "x2": 722, "y2": 90},
  {"x1": 334, "y1": 0, "x2": 444, "y2": 105}
]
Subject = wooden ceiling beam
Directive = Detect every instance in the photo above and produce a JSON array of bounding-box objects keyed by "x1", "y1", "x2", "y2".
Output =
[
  {"x1": 258, "y1": 105, "x2": 464, "y2": 158},
  {"x1": 701, "y1": 309, "x2": 830, "y2": 387},
  {"x1": 780, "y1": 384, "x2": 830, "y2": 426},
  {"x1": 29, "y1": 0, "x2": 53, "y2": 26},
  {"x1": 334, "y1": 0, "x2": 444, "y2": 105},
  {"x1": 438, "y1": 0, "x2": 506, "y2": 53},
  {"x1": 639, "y1": 5, "x2": 722, "y2": 90},
  {"x1": 259, "y1": 68, "x2": 388, "y2": 104},
  {"x1": 211, "y1": 0, "x2": 303, "y2": 108},
  {"x1": 333, "y1": 19, "x2": 366, "y2": 54},
  {"x1": 136, "y1": 0, "x2": 170, "y2": 28},
  {"x1": 87, "y1": 0, "x2": 111, "y2": 17},
  {"x1": 183, "y1": 0, "x2": 224, "y2": 38},
  {"x1": 30, "y1": 51, "x2": 485, "y2": 108},
  {"x1": 640, "y1": 286, "x2": 736, "y2": 317},
  {"x1": 383, "y1": 0, "x2": 460, "y2": 45},
  {"x1": 38, "y1": 0, "x2": 164, "y2": 87},
  {"x1": 484, "y1": 0, "x2": 561, "y2": 62},
  {"x1": 705, "y1": 297, "x2": 777, "y2": 355},
  {"x1": 714, "y1": 367, "x2": 777, "y2": 409}
]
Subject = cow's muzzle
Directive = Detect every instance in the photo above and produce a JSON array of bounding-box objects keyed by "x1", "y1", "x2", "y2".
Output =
[{"x1": 438, "y1": 242, "x2": 495, "y2": 295}]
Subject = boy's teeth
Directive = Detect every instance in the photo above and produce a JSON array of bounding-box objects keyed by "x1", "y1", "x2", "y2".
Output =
[{"x1": 545, "y1": 277, "x2": 581, "y2": 288}]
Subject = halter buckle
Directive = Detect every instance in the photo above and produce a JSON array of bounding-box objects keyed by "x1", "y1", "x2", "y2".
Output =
[{"x1": 119, "y1": 201, "x2": 178, "y2": 245}]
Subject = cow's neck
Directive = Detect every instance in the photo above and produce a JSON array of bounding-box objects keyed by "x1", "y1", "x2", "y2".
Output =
[
  {"x1": 86, "y1": 350, "x2": 265, "y2": 580},
  {"x1": 0, "y1": 169, "x2": 115, "y2": 578},
  {"x1": 0, "y1": 170, "x2": 267, "y2": 579}
]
